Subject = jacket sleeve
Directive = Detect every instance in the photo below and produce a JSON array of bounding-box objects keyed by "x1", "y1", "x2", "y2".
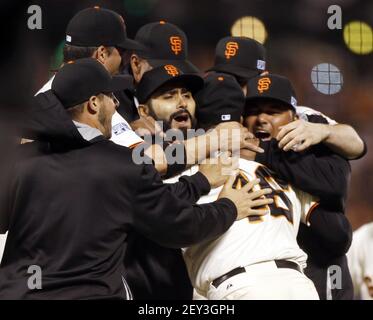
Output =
[
  {"x1": 166, "y1": 172, "x2": 211, "y2": 204},
  {"x1": 132, "y1": 163, "x2": 237, "y2": 248},
  {"x1": 255, "y1": 139, "x2": 350, "y2": 202},
  {"x1": 299, "y1": 205, "x2": 352, "y2": 258}
]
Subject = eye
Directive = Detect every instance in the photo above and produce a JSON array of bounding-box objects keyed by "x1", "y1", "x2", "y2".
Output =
[
  {"x1": 183, "y1": 93, "x2": 192, "y2": 99},
  {"x1": 163, "y1": 94, "x2": 173, "y2": 100}
]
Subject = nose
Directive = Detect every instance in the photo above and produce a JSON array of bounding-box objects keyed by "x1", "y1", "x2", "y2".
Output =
[
  {"x1": 177, "y1": 93, "x2": 188, "y2": 109},
  {"x1": 256, "y1": 113, "x2": 269, "y2": 125}
]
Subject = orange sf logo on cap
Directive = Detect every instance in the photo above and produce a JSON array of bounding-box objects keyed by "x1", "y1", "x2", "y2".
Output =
[
  {"x1": 170, "y1": 36, "x2": 182, "y2": 55},
  {"x1": 258, "y1": 77, "x2": 271, "y2": 93},
  {"x1": 225, "y1": 42, "x2": 239, "y2": 59},
  {"x1": 164, "y1": 65, "x2": 179, "y2": 77}
]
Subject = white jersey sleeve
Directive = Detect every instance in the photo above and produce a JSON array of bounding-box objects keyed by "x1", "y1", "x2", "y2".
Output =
[
  {"x1": 296, "y1": 106, "x2": 338, "y2": 125},
  {"x1": 294, "y1": 188, "x2": 319, "y2": 226},
  {"x1": 110, "y1": 112, "x2": 143, "y2": 148},
  {"x1": 347, "y1": 222, "x2": 373, "y2": 300}
]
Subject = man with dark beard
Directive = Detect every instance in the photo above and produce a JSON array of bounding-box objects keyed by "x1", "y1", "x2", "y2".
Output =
[{"x1": 123, "y1": 64, "x2": 266, "y2": 299}]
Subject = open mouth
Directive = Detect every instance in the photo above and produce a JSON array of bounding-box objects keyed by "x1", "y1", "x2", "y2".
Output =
[
  {"x1": 173, "y1": 113, "x2": 190, "y2": 123},
  {"x1": 254, "y1": 130, "x2": 271, "y2": 140}
]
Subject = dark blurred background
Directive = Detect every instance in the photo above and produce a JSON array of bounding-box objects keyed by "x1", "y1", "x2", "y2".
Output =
[{"x1": 0, "y1": 0, "x2": 372, "y2": 230}]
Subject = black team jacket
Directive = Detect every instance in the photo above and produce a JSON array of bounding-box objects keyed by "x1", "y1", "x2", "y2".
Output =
[{"x1": 0, "y1": 91, "x2": 237, "y2": 300}]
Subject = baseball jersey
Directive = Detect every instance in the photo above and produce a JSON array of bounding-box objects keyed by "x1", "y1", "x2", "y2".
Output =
[
  {"x1": 179, "y1": 158, "x2": 318, "y2": 296},
  {"x1": 36, "y1": 76, "x2": 143, "y2": 149},
  {"x1": 296, "y1": 106, "x2": 337, "y2": 125},
  {"x1": 347, "y1": 222, "x2": 373, "y2": 300}
]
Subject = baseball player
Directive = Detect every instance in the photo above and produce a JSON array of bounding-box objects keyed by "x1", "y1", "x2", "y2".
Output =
[
  {"x1": 123, "y1": 65, "x2": 271, "y2": 299},
  {"x1": 36, "y1": 7, "x2": 144, "y2": 149},
  {"x1": 207, "y1": 36, "x2": 365, "y2": 160},
  {"x1": 207, "y1": 36, "x2": 365, "y2": 299},
  {"x1": 183, "y1": 73, "x2": 321, "y2": 300},
  {"x1": 347, "y1": 222, "x2": 373, "y2": 300}
]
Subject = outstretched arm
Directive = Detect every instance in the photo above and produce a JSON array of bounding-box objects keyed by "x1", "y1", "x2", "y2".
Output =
[{"x1": 277, "y1": 119, "x2": 366, "y2": 160}]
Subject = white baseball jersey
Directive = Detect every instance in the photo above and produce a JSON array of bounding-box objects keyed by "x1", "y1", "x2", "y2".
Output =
[
  {"x1": 177, "y1": 158, "x2": 318, "y2": 296},
  {"x1": 347, "y1": 222, "x2": 373, "y2": 300},
  {"x1": 36, "y1": 76, "x2": 143, "y2": 149},
  {"x1": 296, "y1": 105, "x2": 337, "y2": 125}
]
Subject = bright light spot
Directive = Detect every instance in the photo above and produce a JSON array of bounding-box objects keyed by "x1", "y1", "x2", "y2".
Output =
[
  {"x1": 311, "y1": 63, "x2": 343, "y2": 95},
  {"x1": 343, "y1": 21, "x2": 373, "y2": 55},
  {"x1": 231, "y1": 16, "x2": 267, "y2": 44}
]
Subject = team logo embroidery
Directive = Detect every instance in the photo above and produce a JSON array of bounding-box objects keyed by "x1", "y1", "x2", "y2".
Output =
[
  {"x1": 291, "y1": 96, "x2": 297, "y2": 107},
  {"x1": 225, "y1": 42, "x2": 239, "y2": 59},
  {"x1": 257, "y1": 59, "x2": 266, "y2": 70},
  {"x1": 257, "y1": 77, "x2": 271, "y2": 93},
  {"x1": 164, "y1": 65, "x2": 179, "y2": 77},
  {"x1": 170, "y1": 36, "x2": 182, "y2": 55}
]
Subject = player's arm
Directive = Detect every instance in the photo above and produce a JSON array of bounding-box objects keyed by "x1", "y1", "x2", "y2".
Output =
[
  {"x1": 141, "y1": 121, "x2": 261, "y2": 178},
  {"x1": 299, "y1": 204, "x2": 352, "y2": 258},
  {"x1": 132, "y1": 164, "x2": 270, "y2": 248},
  {"x1": 277, "y1": 115, "x2": 366, "y2": 160}
]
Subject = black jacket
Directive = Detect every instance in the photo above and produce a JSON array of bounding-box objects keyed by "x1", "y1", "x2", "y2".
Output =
[{"x1": 0, "y1": 91, "x2": 237, "y2": 299}]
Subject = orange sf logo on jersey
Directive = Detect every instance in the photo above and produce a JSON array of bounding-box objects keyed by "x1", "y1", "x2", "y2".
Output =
[
  {"x1": 225, "y1": 42, "x2": 239, "y2": 59},
  {"x1": 258, "y1": 77, "x2": 271, "y2": 93},
  {"x1": 164, "y1": 65, "x2": 179, "y2": 77},
  {"x1": 170, "y1": 36, "x2": 182, "y2": 55}
]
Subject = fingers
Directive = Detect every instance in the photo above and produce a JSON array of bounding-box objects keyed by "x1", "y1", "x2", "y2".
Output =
[
  {"x1": 224, "y1": 172, "x2": 238, "y2": 189},
  {"x1": 241, "y1": 141, "x2": 264, "y2": 153},
  {"x1": 247, "y1": 188, "x2": 272, "y2": 200},
  {"x1": 276, "y1": 121, "x2": 299, "y2": 142},
  {"x1": 283, "y1": 136, "x2": 304, "y2": 152},
  {"x1": 278, "y1": 127, "x2": 300, "y2": 149},
  {"x1": 247, "y1": 208, "x2": 270, "y2": 216},
  {"x1": 241, "y1": 178, "x2": 260, "y2": 192},
  {"x1": 292, "y1": 139, "x2": 311, "y2": 152},
  {"x1": 250, "y1": 198, "x2": 274, "y2": 208}
]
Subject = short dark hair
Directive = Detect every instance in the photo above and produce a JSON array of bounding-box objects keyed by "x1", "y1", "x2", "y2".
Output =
[{"x1": 63, "y1": 45, "x2": 114, "y2": 63}]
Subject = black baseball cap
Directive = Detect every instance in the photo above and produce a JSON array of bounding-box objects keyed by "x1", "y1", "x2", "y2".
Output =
[
  {"x1": 246, "y1": 74, "x2": 297, "y2": 110},
  {"x1": 196, "y1": 73, "x2": 245, "y2": 128},
  {"x1": 136, "y1": 65, "x2": 204, "y2": 104},
  {"x1": 133, "y1": 21, "x2": 199, "y2": 74},
  {"x1": 52, "y1": 58, "x2": 133, "y2": 109},
  {"x1": 65, "y1": 7, "x2": 144, "y2": 50},
  {"x1": 208, "y1": 36, "x2": 266, "y2": 80}
]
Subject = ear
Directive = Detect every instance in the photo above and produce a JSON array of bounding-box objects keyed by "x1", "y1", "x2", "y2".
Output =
[
  {"x1": 87, "y1": 96, "x2": 100, "y2": 115},
  {"x1": 138, "y1": 104, "x2": 150, "y2": 117},
  {"x1": 130, "y1": 54, "x2": 143, "y2": 83},
  {"x1": 94, "y1": 46, "x2": 108, "y2": 64},
  {"x1": 239, "y1": 116, "x2": 243, "y2": 124},
  {"x1": 293, "y1": 111, "x2": 299, "y2": 121}
]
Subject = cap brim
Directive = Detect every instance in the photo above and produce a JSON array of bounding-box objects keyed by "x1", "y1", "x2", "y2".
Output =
[
  {"x1": 147, "y1": 58, "x2": 201, "y2": 74},
  {"x1": 117, "y1": 38, "x2": 147, "y2": 51},
  {"x1": 139, "y1": 74, "x2": 204, "y2": 104},
  {"x1": 245, "y1": 96, "x2": 295, "y2": 110},
  {"x1": 207, "y1": 64, "x2": 260, "y2": 80},
  {"x1": 107, "y1": 75, "x2": 134, "y2": 93}
]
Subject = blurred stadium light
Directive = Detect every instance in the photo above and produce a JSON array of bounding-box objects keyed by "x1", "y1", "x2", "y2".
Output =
[
  {"x1": 231, "y1": 16, "x2": 267, "y2": 44},
  {"x1": 311, "y1": 63, "x2": 343, "y2": 95},
  {"x1": 343, "y1": 21, "x2": 373, "y2": 55}
]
